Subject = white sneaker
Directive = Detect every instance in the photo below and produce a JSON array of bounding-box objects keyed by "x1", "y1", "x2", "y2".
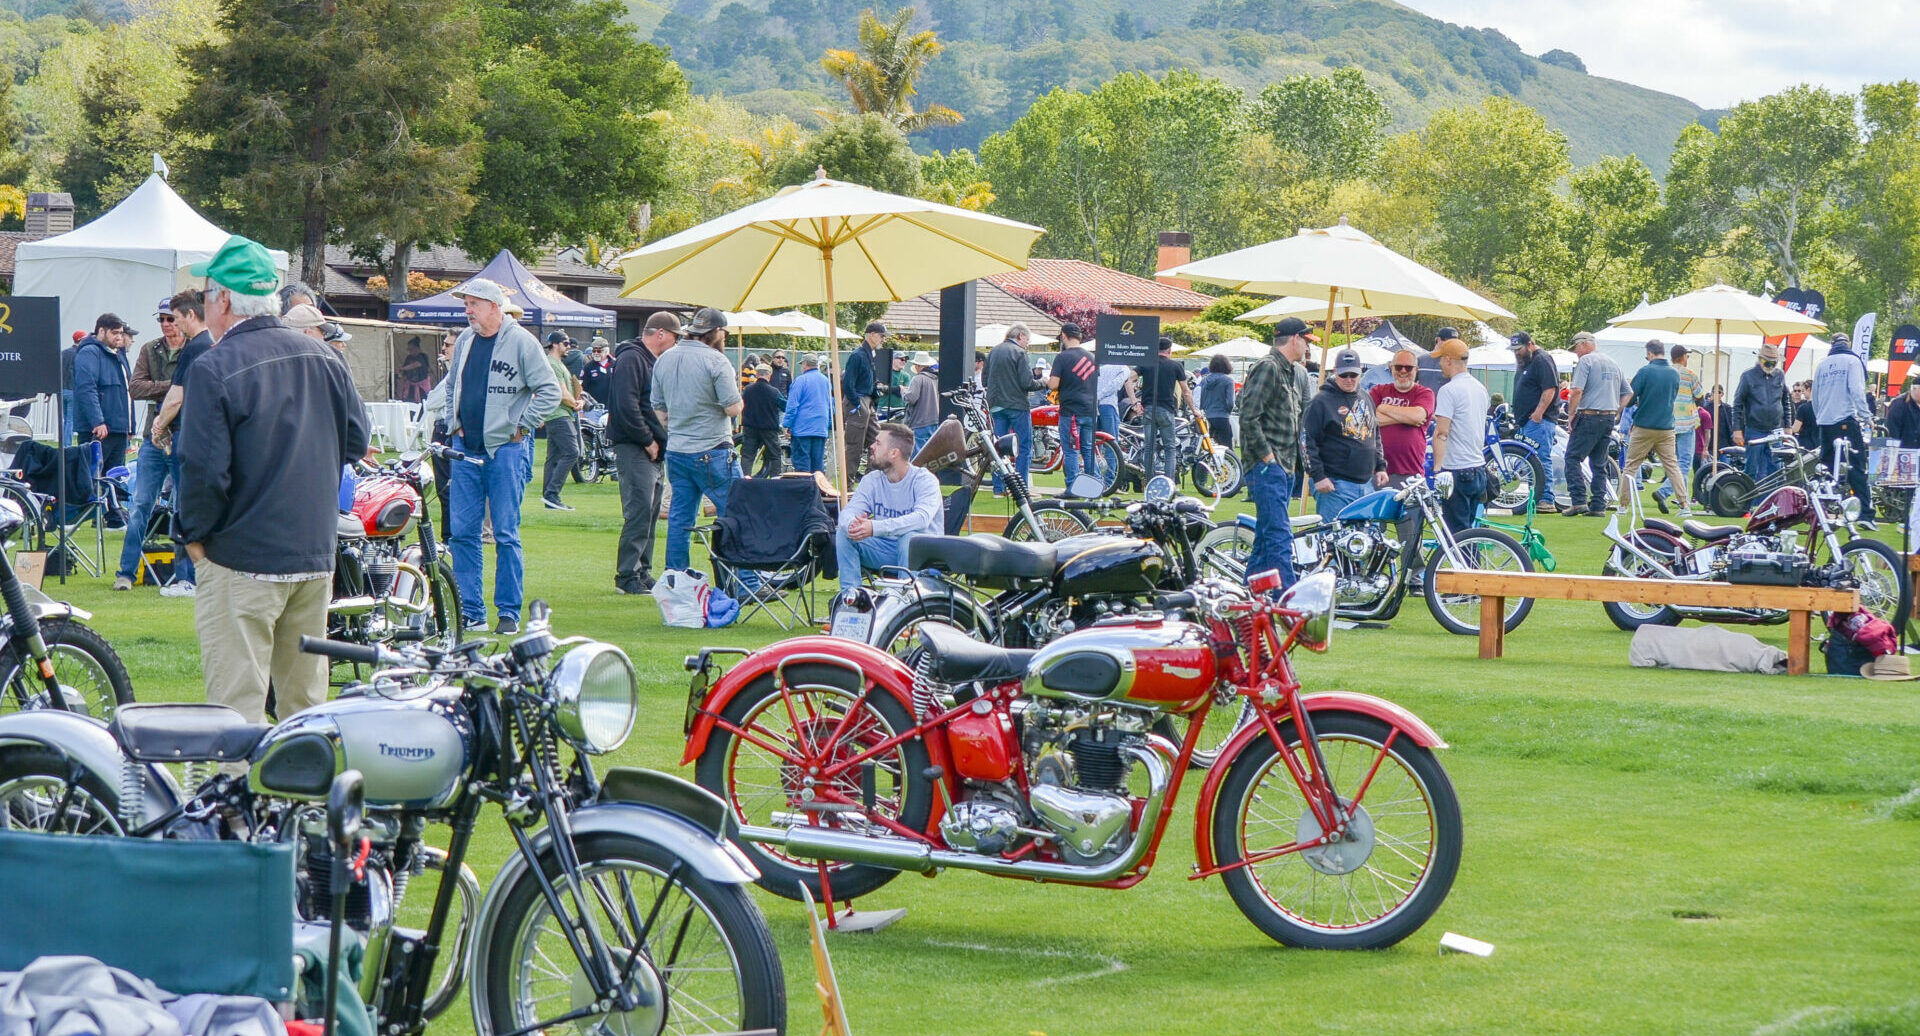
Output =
[{"x1": 159, "y1": 581, "x2": 195, "y2": 598}]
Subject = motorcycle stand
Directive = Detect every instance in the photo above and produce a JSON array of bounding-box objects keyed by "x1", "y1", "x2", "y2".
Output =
[{"x1": 812, "y1": 861, "x2": 907, "y2": 934}]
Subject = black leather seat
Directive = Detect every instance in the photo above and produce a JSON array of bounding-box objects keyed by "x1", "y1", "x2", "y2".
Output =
[
  {"x1": 917, "y1": 622, "x2": 1035, "y2": 684},
  {"x1": 1643, "y1": 517, "x2": 1684, "y2": 538},
  {"x1": 109, "y1": 703, "x2": 272, "y2": 764},
  {"x1": 907, "y1": 534, "x2": 1055, "y2": 582},
  {"x1": 1683, "y1": 519, "x2": 1742, "y2": 542}
]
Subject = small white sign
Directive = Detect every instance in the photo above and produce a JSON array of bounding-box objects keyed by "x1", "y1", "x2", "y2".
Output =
[
  {"x1": 1439, "y1": 931, "x2": 1495, "y2": 957},
  {"x1": 829, "y1": 609, "x2": 873, "y2": 642}
]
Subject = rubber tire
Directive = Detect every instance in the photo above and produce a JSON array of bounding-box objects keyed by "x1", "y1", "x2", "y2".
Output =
[
  {"x1": 1421, "y1": 527, "x2": 1535, "y2": 635},
  {"x1": 1702, "y1": 469, "x2": 1754, "y2": 517},
  {"x1": 1489, "y1": 442, "x2": 1545, "y2": 511},
  {"x1": 1838, "y1": 538, "x2": 1910, "y2": 630},
  {"x1": 1003, "y1": 505, "x2": 1091, "y2": 543},
  {"x1": 1195, "y1": 523, "x2": 1255, "y2": 583},
  {"x1": 1211, "y1": 712, "x2": 1462, "y2": 949},
  {"x1": 427, "y1": 555, "x2": 463, "y2": 645},
  {"x1": 694, "y1": 664, "x2": 932, "y2": 902},
  {"x1": 0, "y1": 617, "x2": 135, "y2": 719},
  {"x1": 1600, "y1": 541, "x2": 1682, "y2": 631},
  {"x1": 572, "y1": 447, "x2": 600, "y2": 484},
  {"x1": 0, "y1": 740, "x2": 125, "y2": 834},
  {"x1": 874, "y1": 596, "x2": 991, "y2": 659},
  {"x1": 1193, "y1": 448, "x2": 1243, "y2": 499},
  {"x1": 477, "y1": 830, "x2": 785, "y2": 1036},
  {"x1": 1091, "y1": 439, "x2": 1124, "y2": 496}
]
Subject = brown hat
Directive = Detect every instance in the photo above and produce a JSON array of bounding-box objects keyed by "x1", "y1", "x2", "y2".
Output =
[
  {"x1": 1433, "y1": 338, "x2": 1470, "y2": 361},
  {"x1": 1861, "y1": 654, "x2": 1920, "y2": 681},
  {"x1": 1758, "y1": 342, "x2": 1783, "y2": 361}
]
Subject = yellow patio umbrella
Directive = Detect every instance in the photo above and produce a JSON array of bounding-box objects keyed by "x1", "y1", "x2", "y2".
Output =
[{"x1": 616, "y1": 171, "x2": 1045, "y2": 494}]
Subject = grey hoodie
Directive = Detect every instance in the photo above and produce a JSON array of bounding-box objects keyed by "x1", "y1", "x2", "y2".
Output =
[{"x1": 442, "y1": 321, "x2": 561, "y2": 452}]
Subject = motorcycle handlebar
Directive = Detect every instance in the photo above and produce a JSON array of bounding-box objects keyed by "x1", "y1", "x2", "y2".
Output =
[
  {"x1": 299, "y1": 636, "x2": 393, "y2": 667},
  {"x1": 1155, "y1": 591, "x2": 1197, "y2": 611}
]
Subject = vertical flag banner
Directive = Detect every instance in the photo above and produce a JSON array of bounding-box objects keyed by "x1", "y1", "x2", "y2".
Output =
[
  {"x1": 1768, "y1": 287, "x2": 1826, "y2": 374},
  {"x1": 1888, "y1": 323, "x2": 1920, "y2": 396},
  {"x1": 1852, "y1": 311, "x2": 1876, "y2": 357}
]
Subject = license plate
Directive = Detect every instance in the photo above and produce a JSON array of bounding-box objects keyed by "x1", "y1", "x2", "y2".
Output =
[
  {"x1": 830, "y1": 610, "x2": 873, "y2": 642},
  {"x1": 683, "y1": 668, "x2": 710, "y2": 735}
]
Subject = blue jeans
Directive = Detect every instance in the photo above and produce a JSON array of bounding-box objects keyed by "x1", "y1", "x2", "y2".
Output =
[
  {"x1": 1313, "y1": 477, "x2": 1370, "y2": 518},
  {"x1": 115, "y1": 441, "x2": 170, "y2": 581},
  {"x1": 835, "y1": 527, "x2": 916, "y2": 590},
  {"x1": 60, "y1": 391, "x2": 74, "y2": 445},
  {"x1": 1098, "y1": 404, "x2": 1120, "y2": 439},
  {"x1": 1441, "y1": 467, "x2": 1485, "y2": 534},
  {"x1": 449, "y1": 438, "x2": 532, "y2": 623},
  {"x1": 1060, "y1": 412, "x2": 1097, "y2": 488},
  {"x1": 911, "y1": 424, "x2": 935, "y2": 456},
  {"x1": 1520, "y1": 419, "x2": 1556, "y2": 460},
  {"x1": 1655, "y1": 428, "x2": 1696, "y2": 501},
  {"x1": 991, "y1": 408, "x2": 1032, "y2": 493},
  {"x1": 1243, "y1": 462, "x2": 1297, "y2": 589},
  {"x1": 665, "y1": 447, "x2": 738, "y2": 571},
  {"x1": 1743, "y1": 431, "x2": 1779, "y2": 482},
  {"x1": 789, "y1": 435, "x2": 825, "y2": 475}
]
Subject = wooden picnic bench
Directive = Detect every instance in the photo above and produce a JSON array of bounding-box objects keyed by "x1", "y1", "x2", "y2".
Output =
[{"x1": 1431, "y1": 571, "x2": 1860, "y2": 676}]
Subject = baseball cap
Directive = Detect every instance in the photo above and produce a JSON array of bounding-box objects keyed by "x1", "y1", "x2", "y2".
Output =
[
  {"x1": 283, "y1": 304, "x2": 325, "y2": 329},
  {"x1": 155, "y1": 298, "x2": 172, "y2": 316},
  {"x1": 1831, "y1": 332, "x2": 1850, "y2": 345},
  {"x1": 1671, "y1": 344, "x2": 1689, "y2": 360},
  {"x1": 1333, "y1": 350, "x2": 1364, "y2": 375},
  {"x1": 1433, "y1": 338, "x2": 1470, "y2": 361},
  {"x1": 1157, "y1": 336, "x2": 1174, "y2": 352},
  {"x1": 1570, "y1": 331, "x2": 1596, "y2": 346},
  {"x1": 865, "y1": 321, "x2": 888, "y2": 336},
  {"x1": 545, "y1": 331, "x2": 571, "y2": 345},
  {"x1": 1059, "y1": 322, "x2": 1084, "y2": 340},
  {"x1": 189, "y1": 235, "x2": 280, "y2": 297},
  {"x1": 322, "y1": 322, "x2": 351, "y2": 343},
  {"x1": 755, "y1": 363, "x2": 772, "y2": 376},
  {"x1": 685, "y1": 307, "x2": 728, "y2": 336},
  {"x1": 1271, "y1": 316, "x2": 1320, "y2": 342},
  {"x1": 451, "y1": 277, "x2": 507, "y2": 307},
  {"x1": 1508, "y1": 331, "x2": 1533, "y2": 349},
  {"x1": 1437, "y1": 326, "x2": 1460, "y2": 341}
]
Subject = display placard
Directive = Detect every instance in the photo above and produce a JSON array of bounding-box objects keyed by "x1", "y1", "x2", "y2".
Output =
[
  {"x1": 1094, "y1": 314, "x2": 1160, "y2": 365},
  {"x1": 0, "y1": 296, "x2": 62, "y2": 395}
]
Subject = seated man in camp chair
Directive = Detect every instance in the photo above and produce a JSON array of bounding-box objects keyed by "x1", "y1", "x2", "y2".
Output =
[{"x1": 837, "y1": 422, "x2": 941, "y2": 591}]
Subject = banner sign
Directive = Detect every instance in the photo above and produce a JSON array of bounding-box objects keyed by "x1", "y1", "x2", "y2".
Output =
[
  {"x1": 0, "y1": 296, "x2": 62, "y2": 395},
  {"x1": 1094, "y1": 314, "x2": 1159, "y2": 365},
  {"x1": 1852, "y1": 311, "x2": 1876, "y2": 357},
  {"x1": 1767, "y1": 286, "x2": 1826, "y2": 375},
  {"x1": 1888, "y1": 323, "x2": 1920, "y2": 396}
]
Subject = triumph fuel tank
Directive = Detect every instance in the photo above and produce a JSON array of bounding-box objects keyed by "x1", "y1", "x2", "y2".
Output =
[
  {"x1": 1025, "y1": 618, "x2": 1216, "y2": 713},
  {"x1": 1050, "y1": 535, "x2": 1165, "y2": 598},
  {"x1": 250, "y1": 692, "x2": 471, "y2": 809}
]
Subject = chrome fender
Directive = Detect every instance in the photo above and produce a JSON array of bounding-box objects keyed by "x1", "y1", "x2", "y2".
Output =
[
  {"x1": 866, "y1": 575, "x2": 994, "y2": 648},
  {"x1": 466, "y1": 773, "x2": 758, "y2": 1036},
  {"x1": 23, "y1": 583, "x2": 91, "y2": 621},
  {"x1": 0, "y1": 708, "x2": 180, "y2": 828}
]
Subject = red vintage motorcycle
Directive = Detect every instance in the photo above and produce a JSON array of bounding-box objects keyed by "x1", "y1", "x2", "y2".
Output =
[
  {"x1": 681, "y1": 570, "x2": 1462, "y2": 948},
  {"x1": 1030, "y1": 403, "x2": 1123, "y2": 490}
]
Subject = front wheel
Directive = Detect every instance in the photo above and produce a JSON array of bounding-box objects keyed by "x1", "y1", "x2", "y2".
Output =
[
  {"x1": 1487, "y1": 442, "x2": 1544, "y2": 511},
  {"x1": 1196, "y1": 523, "x2": 1254, "y2": 584},
  {"x1": 0, "y1": 617, "x2": 135, "y2": 721},
  {"x1": 1422, "y1": 527, "x2": 1535, "y2": 635},
  {"x1": 1192, "y1": 447, "x2": 1242, "y2": 499},
  {"x1": 1600, "y1": 540, "x2": 1682, "y2": 631},
  {"x1": 1700, "y1": 469, "x2": 1754, "y2": 518},
  {"x1": 1003, "y1": 505, "x2": 1091, "y2": 543},
  {"x1": 573, "y1": 445, "x2": 601, "y2": 484},
  {"x1": 1836, "y1": 538, "x2": 1910, "y2": 629},
  {"x1": 1211, "y1": 712, "x2": 1461, "y2": 949},
  {"x1": 477, "y1": 830, "x2": 785, "y2": 1036}
]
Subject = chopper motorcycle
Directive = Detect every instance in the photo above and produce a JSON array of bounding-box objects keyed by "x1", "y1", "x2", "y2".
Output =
[
  {"x1": 1598, "y1": 439, "x2": 1906, "y2": 631},
  {"x1": 683, "y1": 570, "x2": 1463, "y2": 949},
  {"x1": 0, "y1": 496, "x2": 134, "y2": 720},
  {"x1": 0, "y1": 604, "x2": 786, "y2": 1036}
]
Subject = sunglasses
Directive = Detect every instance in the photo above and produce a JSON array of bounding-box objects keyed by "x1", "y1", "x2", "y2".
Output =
[
  {"x1": 1335, "y1": 371, "x2": 1360, "y2": 379},
  {"x1": 157, "y1": 315, "x2": 175, "y2": 323},
  {"x1": 1391, "y1": 364, "x2": 1415, "y2": 372}
]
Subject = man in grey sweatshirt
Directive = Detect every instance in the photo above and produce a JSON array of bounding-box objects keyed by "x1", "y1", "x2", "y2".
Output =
[
  {"x1": 836, "y1": 423, "x2": 942, "y2": 591},
  {"x1": 441, "y1": 278, "x2": 562, "y2": 635}
]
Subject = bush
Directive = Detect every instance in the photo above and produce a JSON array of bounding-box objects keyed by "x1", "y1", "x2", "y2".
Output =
[
  {"x1": 1004, "y1": 286, "x2": 1116, "y2": 331},
  {"x1": 1196, "y1": 294, "x2": 1265, "y2": 324},
  {"x1": 1164, "y1": 319, "x2": 1247, "y2": 349}
]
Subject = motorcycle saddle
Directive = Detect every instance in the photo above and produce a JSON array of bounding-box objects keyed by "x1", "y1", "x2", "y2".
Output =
[
  {"x1": 907, "y1": 534, "x2": 1054, "y2": 582},
  {"x1": 337, "y1": 512, "x2": 366, "y2": 539},
  {"x1": 1642, "y1": 517, "x2": 1684, "y2": 538},
  {"x1": 916, "y1": 621, "x2": 1035, "y2": 684},
  {"x1": 109, "y1": 702, "x2": 272, "y2": 764},
  {"x1": 1683, "y1": 519, "x2": 1742, "y2": 542}
]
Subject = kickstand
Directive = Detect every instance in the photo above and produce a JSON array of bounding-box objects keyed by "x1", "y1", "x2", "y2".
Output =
[{"x1": 815, "y1": 861, "x2": 838, "y2": 931}]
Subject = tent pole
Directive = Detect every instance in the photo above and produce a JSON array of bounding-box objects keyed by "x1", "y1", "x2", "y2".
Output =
[
  {"x1": 824, "y1": 246, "x2": 846, "y2": 499},
  {"x1": 1321, "y1": 287, "x2": 1336, "y2": 385}
]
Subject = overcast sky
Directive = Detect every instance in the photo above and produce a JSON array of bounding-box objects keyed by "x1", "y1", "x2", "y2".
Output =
[{"x1": 1395, "y1": 0, "x2": 1918, "y2": 110}]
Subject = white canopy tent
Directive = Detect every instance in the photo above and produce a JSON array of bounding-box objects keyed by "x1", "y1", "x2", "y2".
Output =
[
  {"x1": 15, "y1": 173, "x2": 290, "y2": 339},
  {"x1": 1589, "y1": 324, "x2": 1831, "y2": 388}
]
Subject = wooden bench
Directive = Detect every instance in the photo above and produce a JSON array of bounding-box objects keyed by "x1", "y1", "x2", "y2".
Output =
[{"x1": 1431, "y1": 571, "x2": 1861, "y2": 676}]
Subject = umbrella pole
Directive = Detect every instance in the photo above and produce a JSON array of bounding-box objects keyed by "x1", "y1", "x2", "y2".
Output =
[
  {"x1": 825, "y1": 246, "x2": 847, "y2": 499},
  {"x1": 1321, "y1": 287, "x2": 1336, "y2": 385},
  {"x1": 1713, "y1": 319, "x2": 1722, "y2": 478}
]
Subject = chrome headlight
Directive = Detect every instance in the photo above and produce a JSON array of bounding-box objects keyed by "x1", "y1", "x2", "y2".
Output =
[
  {"x1": 551, "y1": 643, "x2": 638, "y2": 754},
  {"x1": 1842, "y1": 496, "x2": 1862, "y2": 522},
  {"x1": 1279, "y1": 570, "x2": 1336, "y2": 652}
]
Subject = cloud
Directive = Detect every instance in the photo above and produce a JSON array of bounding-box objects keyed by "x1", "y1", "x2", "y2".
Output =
[{"x1": 1397, "y1": 0, "x2": 1920, "y2": 109}]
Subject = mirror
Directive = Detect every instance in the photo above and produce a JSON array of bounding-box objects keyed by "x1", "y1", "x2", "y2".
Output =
[
  {"x1": 1069, "y1": 474, "x2": 1106, "y2": 499},
  {"x1": 326, "y1": 769, "x2": 366, "y2": 853},
  {"x1": 397, "y1": 450, "x2": 423, "y2": 465},
  {"x1": 1278, "y1": 570, "x2": 1336, "y2": 652},
  {"x1": 527, "y1": 599, "x2": 552, "y2": 630},
  {"x1": 1145, "y1": 475, "x2": 1176, "y2": 503}
]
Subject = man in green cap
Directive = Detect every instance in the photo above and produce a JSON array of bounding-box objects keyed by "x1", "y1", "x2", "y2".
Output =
[{"x1": 176, "y1": 234, "x2": 370, "y2": 723}]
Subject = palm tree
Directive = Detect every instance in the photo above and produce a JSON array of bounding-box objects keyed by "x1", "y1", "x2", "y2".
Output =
[{"x1": 821, "y1": 8, "x2": 963, "y2": 134}]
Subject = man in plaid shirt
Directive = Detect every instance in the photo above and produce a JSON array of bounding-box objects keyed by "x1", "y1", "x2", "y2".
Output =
[{"x1": 1238, "y1": 316, "x2": 1315, "y2": 587}]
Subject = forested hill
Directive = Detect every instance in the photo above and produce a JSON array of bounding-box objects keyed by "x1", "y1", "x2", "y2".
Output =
[{"x1": 636, "y1": 0, "x2": 1707, "y2": 174}]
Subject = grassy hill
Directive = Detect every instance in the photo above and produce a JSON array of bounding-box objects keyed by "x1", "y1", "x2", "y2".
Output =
[{"x1": 645, "y1": 0, "x2": 1706, "y2": 175}]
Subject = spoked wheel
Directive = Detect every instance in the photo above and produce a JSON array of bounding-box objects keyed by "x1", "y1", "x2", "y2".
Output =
[
  {"x1": 693, "y1": 664, "x2": 932, "y2": 901},
  {"x1": 1488, "y1": 442, "x2": 1544, "y2": 511},
  {"x1": 1422, "y1": 527, "x2": 1535, "y2": 635},
  {"x1": 479, "y1": 831, "x2": 786, "y2": 1036},
  {"x1": 1180, "y1": 691, "x2": 1254, "y2": 770},
  {"x1": 0, "y1": 617, "x2": 134, "y2": 721},
  {"x1": 1003, "y1": 505, "x2": 1091, "y2": 543},
  {"x1": 573, "y1": 447, "x2": 601, "y2": 484},
  {"x1": 1212, "y1": 712, "x2": 1461, "y2": 948},
  {"x1": 0, "y1": 742, "x2": 125, "y2": 835},
  {"x1": 1192, "y1": 446, "x2": 1242, "y2": 499},
  {"x1": 1196, "y1": 523, "x2": 1254, "y2": 584},
  {"x1": 1836, "y1": 538, "x2": 1910, "y2": 629},
  {"x1": 1600, "y1": 539, "x2": 1681, "y2": 631},
  {"x1": 1091, "y1": 439, "x2": 1124, "y2": 496}
]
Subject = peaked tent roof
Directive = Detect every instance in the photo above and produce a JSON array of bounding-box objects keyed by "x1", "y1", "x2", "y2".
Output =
[
  {"x1": 16, "y1": 173, "x2": 289, "y2": 271},
  {"x1": 1354, "y1": 319, "x2": 1420, "y2": 354},
  {"x1": 391, "y1": 249, "x2": 615, "y2": 327}
]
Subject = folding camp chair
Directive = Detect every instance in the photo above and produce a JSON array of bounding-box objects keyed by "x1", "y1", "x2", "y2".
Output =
[{"x1": 699, "y1": 475, "x2": 834, "y2": 630}]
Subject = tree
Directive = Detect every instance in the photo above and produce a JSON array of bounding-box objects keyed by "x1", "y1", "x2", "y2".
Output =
[
  {"x1": 1837, "y1": 82, "x2": 1920, "y2": 328},
  {"x1": 1512, "y1": 155, "x2": 1669, "y2": 345},
  {"x1": 644, "y1": 94, "x2": 805, "y2": 243},
  {"x1": 821, "y1": 6, "x2": 961, "y2": 133},
  {"x1": 918, "y1": 147, "x2": 993, "y2": 210},
  {"x1": 459, "y1": 0, "x2": 685, "y2": 261},
  {"x1": 769, "y1": 112, "x2": 920, "y2": 194},
  {"x1": 1697, "y1": 84, "x2": 1857, "y2": 288},
  {"x1": 1251, "y1": 67, "x2": 1388, "y2": 172},
  {"x1": 180, "y1": 0, "x2": 480, "y2": 286}
]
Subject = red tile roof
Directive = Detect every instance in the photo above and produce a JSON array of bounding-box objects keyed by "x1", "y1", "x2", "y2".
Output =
[{"x1": 988, "y1": 258, "x2": 1214, "y2": 312}]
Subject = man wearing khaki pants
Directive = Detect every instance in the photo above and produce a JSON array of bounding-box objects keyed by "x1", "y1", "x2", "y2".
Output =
[
  {"x1": 176, "y1": 235, "x2": 371, "y2": 722},
  {"x1": 1616, "y1": 339, "x2": 1691, "y2": 516}
]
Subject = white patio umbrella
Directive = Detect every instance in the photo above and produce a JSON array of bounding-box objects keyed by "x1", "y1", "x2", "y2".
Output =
[
  {"x1": 1547, "y1": 348, "x2": 1578, "y2": 373},
  {"x1": 1238, "y1": 295, "x2": 1402, "y2": 324},
  {"x1": 1195, "y1": 336, "x2": 1273, "y2": 360},
  {"x1": 1465, "y1": 343, "x2": 1515, "y2": 367},
  {"x1": 617, "y1": 173, "x2": 1044, "y2": 493},
  {"x1": 767, "y1": 309, "x2": 862, "y2": 341},
  {"x1": 1607, "y1": 282, "x2": 1829, "y2": 458},
  {"x1": 1161, "y1": 217, "x2": 1516, "y2": 384},
  {"x1": 723, "y1": 310, "x2": 809, "y2": 334},
  {"x1": 975, "y1": 323, "x2": 1056, "y2": 349},
  {"x1": 1309, "y1": 341, "x2": 1395, "y2": 366}
]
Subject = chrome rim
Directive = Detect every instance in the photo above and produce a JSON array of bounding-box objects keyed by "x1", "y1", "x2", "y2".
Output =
[
  {"x1": 1433, "y1": 535, "x2": 1528, "y2": 629},
  {"x1": 1199, "y1": 526, "x2": 1254, "y2": 583},
  {"x1": 1606, "y1": 547, "x2": 1669, "y2": 620},
  {"x1": 505, "y1": 857, "x2": 746, "y2": 1036},
  {"x1": 0, "y1": 644, "x2": 118, "y2": 720},
  {"x1": 1843, "y1": 548, "x2": 1903, "y2": 620},
  {"x1": 0, "y1": 775, "x2": 124, "y2": 835}
]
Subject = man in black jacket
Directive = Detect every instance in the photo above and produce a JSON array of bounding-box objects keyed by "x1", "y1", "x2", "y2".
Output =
[
  {"x1": 609, "y1": 311, "x2": 678, "y2": 594},
  {"x1": 740, "y1": 363, "x2": 785, "y2": 477},
  {"x1": 1302, "y1": 349, "x2": 1387, "y2": 516},
  {"x1": 1731, "y1": 342, "x2": 1789, "y2": 481},
  {"x1": 177, "y1": 235, "x2": 370, "y2": 723}
]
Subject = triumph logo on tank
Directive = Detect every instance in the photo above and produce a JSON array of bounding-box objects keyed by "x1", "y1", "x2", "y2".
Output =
[{"x1": 379, "y1": 743, "x2": 436, "y2": 761}]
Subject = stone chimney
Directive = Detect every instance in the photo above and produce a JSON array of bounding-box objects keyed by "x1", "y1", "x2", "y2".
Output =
[
  {"x1": 1155, "y1": 231, "x2": 1192, "y2": 290},
  {"x1": 26, "y1": 193, "x2": 74, "y2": 235}
]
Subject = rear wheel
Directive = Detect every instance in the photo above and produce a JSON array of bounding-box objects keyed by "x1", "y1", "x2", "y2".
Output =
[
  {"x1": 1422, "y1": 527, "x2": 1534, "y2": 635},
  {"x1": 1600, "y1": 540, "x2": 1682, "y2": 631},
  {"x1": 0, "y1": 742, "x2": 124, "y2": 835},
  {"x1": 1090, "y1": 439, "x2": 1123, "y2": 496},
  {"x1": 1212, "y1": 712, "x2": 1461, "y2": 949},
  {"x1": 1032, "y1": 427, "x2": 1061, "y2": 473},
  {"x1": 0, "y1": 617, "x2": 134, "y2": 721},
  {"x1": 1196, "y1": 523, "x2": 1254, "y2": 584},
  {"x1": 573, "y1": 446, "x2": 601, "y2": 484},
  {"x1": 1003, "y1": 505, "x2": 1090, "y2": 543},
  {"x1": 1701, "y1": 469, "x2": 1754, "y2": 517},
  {"x1": 1836, "y1": 538, "x2": 1909, "y2": 629}
]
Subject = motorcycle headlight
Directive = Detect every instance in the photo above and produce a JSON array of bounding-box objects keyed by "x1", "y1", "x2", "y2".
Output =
[
  {"x1": 1279, "y1": 570, "x2": 1336, "y2": 653},
  {"x1": 551, "y1": 643, "x2": 638, "y2": 754},
  {"x1": 1842, "y1": 497, "x2": 1862, "y2": 522}
]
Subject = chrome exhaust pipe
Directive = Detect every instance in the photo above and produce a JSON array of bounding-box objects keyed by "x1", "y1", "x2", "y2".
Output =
[{"x1": 741, "y1": 744, "x2": 1171, "y2": 884}]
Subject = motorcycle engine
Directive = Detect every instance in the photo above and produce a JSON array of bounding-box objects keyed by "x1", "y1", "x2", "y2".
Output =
[
  {"x1": 939, "y1": 787, "x2": 1025, "y2": 855},
  {"x1": 1017, "y1": 704, "x2": 1144, "y2": 866},
  {"x1": 1327, "y1": 526, "x2": 1396, "y2": 607}
]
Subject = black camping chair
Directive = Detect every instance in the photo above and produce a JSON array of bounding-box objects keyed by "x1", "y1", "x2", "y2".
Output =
[{"x1": 699, "y1": 475, "x2": 834, "y2": 630}]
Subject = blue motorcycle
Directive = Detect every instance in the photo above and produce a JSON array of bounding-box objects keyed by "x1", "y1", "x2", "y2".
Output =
[{"x1": 1484, "y1": 402, "x2": 1548, "y2": 512}]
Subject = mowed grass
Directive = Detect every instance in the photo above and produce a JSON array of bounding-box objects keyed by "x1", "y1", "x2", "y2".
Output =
[{"x1": 38, "y1": 446, "x2": 1920, "y2": 1035}]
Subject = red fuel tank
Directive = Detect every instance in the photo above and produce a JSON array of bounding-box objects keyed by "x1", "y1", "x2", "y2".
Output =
[
  {"x1": 351, "y1": 475, "x2": 421, "y2": 539},
  {"x1": 1025, "y1": 619, "x2": 1216, "y2": 714}
]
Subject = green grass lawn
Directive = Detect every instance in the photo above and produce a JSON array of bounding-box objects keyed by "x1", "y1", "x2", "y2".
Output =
[{"x1": 32, "y1": 449, "x2": 1920, "y2": 1035}]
